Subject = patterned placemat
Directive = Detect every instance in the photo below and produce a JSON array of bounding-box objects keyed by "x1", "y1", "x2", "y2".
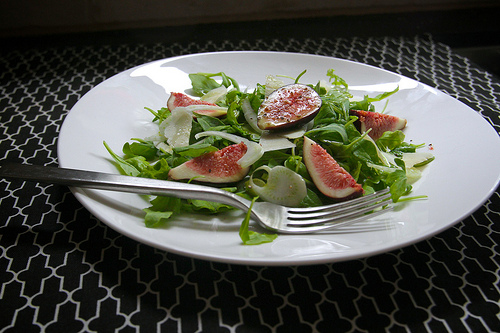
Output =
[{"x1": 1, "y1": 34, "x2": 499, "y2": 332}]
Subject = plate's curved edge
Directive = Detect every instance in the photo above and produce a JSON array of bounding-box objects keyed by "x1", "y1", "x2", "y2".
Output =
[{"x1": 57, "y1": 51, "x2": 500, "y2": 266}]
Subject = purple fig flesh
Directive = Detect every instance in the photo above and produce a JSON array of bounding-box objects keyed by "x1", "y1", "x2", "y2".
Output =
[
  {"x1": 167, "y1": 92, "x2": 226, "y2": 117},
  {"x1": 350, "y1": 110, "x2": 407, "y2": 140},
  {"x1": 257, "y1": 84, "x2": 322, "y2": 130},
  {"x1": 303, "y1": 136, "x2": 364, "y2": 200},
  {"x1": 168, "y1": 142, "x2": 249, "y2": 183}
]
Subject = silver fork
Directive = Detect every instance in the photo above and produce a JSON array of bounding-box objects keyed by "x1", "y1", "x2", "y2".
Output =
[{"x1": 0, "y1": 164, "x2": 393, "y2": 234}]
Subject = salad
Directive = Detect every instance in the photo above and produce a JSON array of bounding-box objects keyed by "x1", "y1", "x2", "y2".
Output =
[{"x1": 105, "y1": 69, "x2": 434, "y2": 245}]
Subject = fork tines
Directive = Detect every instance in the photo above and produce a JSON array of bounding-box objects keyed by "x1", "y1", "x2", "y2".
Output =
[{"x1": 286, "y1": 189, "x2": 392, "y2": 226}]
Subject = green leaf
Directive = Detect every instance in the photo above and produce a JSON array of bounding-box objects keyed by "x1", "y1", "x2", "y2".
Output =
[
  {"x1": 387, "y1": 170, "x2": 409, "y2": 202},
  {"x1": 349, "y1": 86, "x2": 399, "y2": 111},
  {"x1": 143, "y1": 209, "x2": 174, "y2": 228},
  {"x1": 241, "y1": 230, "x2": 278, "y2": 245},
  {"x1": 249, "y1": 151, "x2": 290, "y2": 171},
  {"x1": 185, "y1": 187, "x2": 237, "y2": 214},
  {"x1": 316, "y1": 91, "x2": 352, "y2": 124},
  {"x1": 284, "y1": 155, "x2": 310, "y2": 181},
  {"x1": 189, "y1": 74, "x2": 221, "y2": 96},
  {"x1": 139, "y1": 158, "x2": 171, "y2": 179},
  {"x1": 326, "y1": 69, "x2": 349, "y2": 90},
  {"x1": 173, "y1": 143, "x2": 218, "y2": 158},
  {"x1": 188, "y1": 199, "x2": 233, "y2": 213},
  {"x1": 248, "y1": 84, "x2": 266, "y2": 110},
  {"x1": 103, "y1": 141, "x2": 140, "y2": 176},
  {"x1": 189, "y1": 72, "x2": 240, "y2": 96},
  {"x1": 145, "y1": 106, "x2": 170, "y2": 123},
  {"x1": 149, "y1": 195, "x2": 183, "y2": 214},
  {"x1": 351, "y1": 138, "x2": 385, "y2": 165},
  {"x1": 306, "y1": 123, "x2": 349, "y2": 143},
  {"x1": 385, "y1": 159, "x2": 411, "y2": 202},
  {"x1": 196, "y1": 114, "x2": 226, "y2": 131},
  {"x1": 123, "y1": 141, "x2": 158, "y2": 160},
  {"x1": 124, "y1": 156, "x2": 150, "y2": 172},
  {"x1": 225, "y1": 102, "x2": 241, "y2": 126},
  {"x1": 376, "y1": 130, "x2": 406, "y2": 151},
  {"x1": 239, "y1": 197, "x2": 278, "y2": 245},
  {"x1": 294, "y1": 69, "x2": 307, "y2": 83},
  {"x1": 142, "y1": 195, "x2": 185, "y2": 228},
  {"x1": 299, "y1": 188, "x2": 323, "y2": 207}
]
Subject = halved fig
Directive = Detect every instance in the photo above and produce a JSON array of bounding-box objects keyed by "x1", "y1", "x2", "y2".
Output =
[
  {"x1": 303, "y1": 136, "x2": 364, "y2": 200},
  {"x1": 168, "y1": 142, "x2": 249, "y2": 183},
  {"x1": 167, "y1": 92, "x2": 227, "y2": 117},
  {"x1": 350, "y1": 110, "x2": 407, "y2": 140},
  {"x1": 257, "y1": 84, "x2": 322, "y2": 130}
]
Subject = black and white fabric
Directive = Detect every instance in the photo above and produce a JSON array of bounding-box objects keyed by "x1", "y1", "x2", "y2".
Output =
[{"x1": 1, "y1": 34, "x2": 499, "y2": 332}]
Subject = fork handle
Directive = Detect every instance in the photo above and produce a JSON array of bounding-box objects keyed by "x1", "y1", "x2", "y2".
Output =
[{"x1": 0, "y1": 163, "x2": 251, "y2": 212}]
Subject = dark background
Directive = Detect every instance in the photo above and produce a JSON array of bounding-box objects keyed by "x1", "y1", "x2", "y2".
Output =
[{"x1": 1, "y1": 1, "x2": 499, "y2": 77}]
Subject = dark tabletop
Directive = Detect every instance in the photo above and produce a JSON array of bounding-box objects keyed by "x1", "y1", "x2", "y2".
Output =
[{"x1": 1, "y1": 11, "x2": 500, "y2": 333}]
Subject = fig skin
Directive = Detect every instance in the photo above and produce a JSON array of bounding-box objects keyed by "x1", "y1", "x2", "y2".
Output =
[
  {"x1": 302, "y1": 136, "x2": 364, "y2": 200},
  {"x1": 168, "y1": 142, "x2": 249, "y2": 183},
  {"x1": 167, "y1": 92, "x2": 227, "y2": 117},
  {"x1": 350, "y1": 110, "x2": 407, "y2": 140},
  {"x1": 257, "y1": 84, "x2": 322, "y2": 130}
]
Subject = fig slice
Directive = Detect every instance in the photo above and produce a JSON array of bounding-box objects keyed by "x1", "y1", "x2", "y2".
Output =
[
  {"x1": 350, "y1": 110, "x2": 407, "y2": 140},
  {"x1": 303, "y1": 136, "x2": 364, "y2": 200},
  {"x1": 168, "y1": 142, "x2": 249, "y2": 183},
  {"x1": 257, "y1": 84, "x2": 322, "y2": 130},
  {"x1": 167, "y1": 92, "x2": 227, "y2": 117}
]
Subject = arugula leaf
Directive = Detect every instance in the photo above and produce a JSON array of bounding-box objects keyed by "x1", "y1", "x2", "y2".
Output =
[
  {"x1": 189, "y1": 72, "x2": 240, "y2": 96},
  {"x1": 143, "y1": 209, "x2": 174, "y2": 228},
  {"x1": 143, "y1": 195, "x2": 183, "y2": 227},
  {"x1": 350, "y1": 137, "x2": 385, "y2": 166},
  {"x1": 386, "y1": 171, "x2": 410, "y2": 202},
  {"x1": 225, "y1": 101, "x2": 241, "y2": 126},
  {"x1": 247, "y1": 84, "x2": 266, "y2": 110},
  {"x1": 123, "y1": 140, "x2": 158, "y2": 160},
  {"x1": 189, "y1": 74, "x2": 221, "y2": 96},
  {"x1": 350, "y1": 86, "x2": 399, "y2": 112},
  {"x1": 173, "y1": 143, "x2": 218, "y2": 158},
  {"x1": 306, "y1": 123, "x2": 349, "y2": 144},
  {"x1": 326, "y1": 69, "x2": 349, "y2": 90},
  {"x1": 391, "y1": 142, "x2": 423, "y2": 155},
  {"x1": 299, "y1": 188, "x2": 323, "y2": 207},
  {"x1": 150, "y1": 195, "x2": 183, "y2": 214},
  {"x1": 196, "y1": 114, "x2": 226, "y2": 131},
  {"x1": 139, "y1": 158, "x2": 170, "y2": 179},
  {"x1": 239, "y1": 197, "x2": 278, "y2": 245},
  {"x1": 188, "y1": 199, "x2": 233, "y2": 213},
  {"x1": 294, "y1": 69, "x2": 307, "y2": 83},
  {"x1": 376, "y1": 130, "x2": 406, "y2": 151},
  {"x1": 125, "y1": 156, "x2": 150, "y2": 172},
  {"x1": 249, "y1": 151, "x2": 290, "y2": 171},
  {"x1": 284, "y1": 155, "x2": 310, "y2": 181},
  {"x1": 316, "y1": 92, "x2": 352, "y2": 124},
  {"x1": 103, "y1": 141, "x2": 140, "y2": 176},
  {"x1": 185, "y1": 187, "x2": 238, "y2": 214},
  {"x1": 145, "y1": 106, "x2": 170, "y2": 123}
]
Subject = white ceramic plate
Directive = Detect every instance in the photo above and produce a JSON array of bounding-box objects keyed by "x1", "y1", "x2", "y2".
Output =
[{"x1": 57, "y1": 51, "x2": 500, "y2": 266}]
